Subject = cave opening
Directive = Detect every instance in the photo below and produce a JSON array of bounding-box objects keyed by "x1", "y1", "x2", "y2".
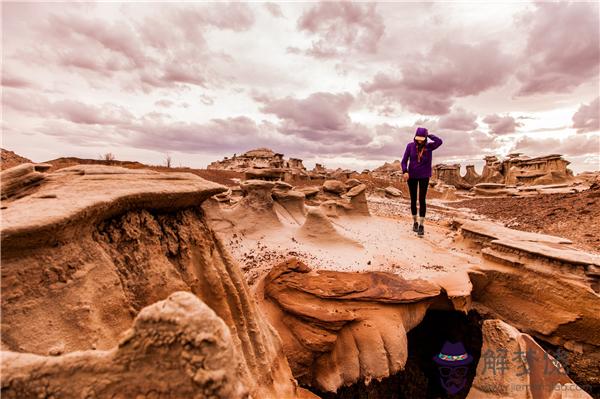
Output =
[{"x1": 308, "y1": 309, "x2": 483, "y2": 399}]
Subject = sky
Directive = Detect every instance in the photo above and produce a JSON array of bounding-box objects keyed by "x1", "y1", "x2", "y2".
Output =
[{"x1": 2, "y1": 1, "x2": 599, "y2": 173}]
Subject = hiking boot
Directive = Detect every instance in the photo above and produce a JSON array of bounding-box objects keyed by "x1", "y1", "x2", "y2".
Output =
[
  {"x1": 418, "y1": 224, "x2": 424, "y2": 236},
  {"x1": 413, "y1": 222, "x2": 419, "y2": 232}
]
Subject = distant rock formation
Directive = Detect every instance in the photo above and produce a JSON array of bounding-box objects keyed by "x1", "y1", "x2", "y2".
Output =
[
  {"x1": 431, "y1": 154, "x2": 574, "y2": 190},
  {"x1": 208, "y1": 148, "x2": 310, "y2": 182},
  {"x1": 433, "y1": 164, "x2": 473, "y2": 190}
]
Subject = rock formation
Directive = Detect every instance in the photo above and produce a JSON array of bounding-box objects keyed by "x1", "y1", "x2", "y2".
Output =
[
  {"x1": 1, "y1": 164, "x2": 306, "y2": 398},
  {"x1": 297, "y1": 208, "x2": 359, "y2": 246},
  {"x1": 1, "y1": 148, "x2": 32, "y2": 170},
  {"x1": 458, "y1": 219, "x2": 600, "y2": 391},
  {"x1": 260, "y1": 258, "x2": 441, "y2": 393},
  {"x1": 481, "y1": 155, "x2": 505, "y2": 183},
  {"x1": 344, "y1": 183, "x2": 370, "y2": 216},
  {"x1": 464, "y1": 165, "x2": 481, "y2": 186},
  {"x1": 433, "y1": 164, "x2": 473, "y2": 190},
  {"x1": 468, "y1": 319, "x2": 592, "y2": 399},
  {"x1": 503, "y1": 153, "x2": 573, "y2": 186},
  {"x1": 323, "y1": 179, "x2": 347, "y2": 194},
  {"x1": 272, "y1": 185, "x2": 307, "y2": 224},
  {"x1": 429, "y1": 154, "x2": 575, "y2": 191},
  {"x1": 1, "y1": 162, "x2": 52, "y2": 200},
  {"x1": 384, "y1": 186, "x2": 403, "y2": 198},
  {"x1": 2, "y1": 292, "x2": 249, "y2": 398},
  {"x1": 208, "y1": 148, "x2": 310, "y2": 182},
  {"x1": 372, "y1": 160, "x2": 403, "y2": 178}
]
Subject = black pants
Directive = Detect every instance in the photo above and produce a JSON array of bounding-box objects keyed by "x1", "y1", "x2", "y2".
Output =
[{"x1": 407, "y1": 178, "x2": 429, "y2": 217}]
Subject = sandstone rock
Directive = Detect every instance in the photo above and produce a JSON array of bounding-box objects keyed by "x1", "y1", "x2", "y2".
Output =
[
  {"x1": 345, "y1": 178, "x2": 362, "y2": 188},
  {"x1": 1, "y1": 165, "x2": 301, "y2": 398},
  {"x1": 273, "y1": 190, "x2": 307, "y2": 223},
  {"x1": 346, "y1": 183, "x2": 366, "y2": 197},
  {"x1": 320, "y1": 200, "x2": 340, "y2": 217},
  {"x1": 384, "y1": 186, "x2": 403, "y2": 197},
  {"x1": 344, "y1": 184, "x2": 370, "y2": 216},
  {"x1": 2, "y1": 292, "x2": 250, "y2": 398},
  {"x1": 1, "y1": 148, "x2": 32, "y2": 170},
  {"x1": 463, "y1": 164, "x2": 481, "y2": 185},
  {"x1": 433, "y1": 164, "x2": 473, "y2": 190},
  {"x1": 467, "y1": 319, "x2": 592, "y2": 399},
  {"x1": 274, "y1": 181, "x2": 293, "y2": 191},
  {"x1": 261, "y1": 259, "x2": 441, "y2": 392},
  {"x1": 297, "y1": 186, "x2": 320, "y2": 198},
  {"x1": 297, "y1": 208, "x2": 359, "y2": 246},
  {"x1": 1, "y1": 163, "x2": 52, "y2": 200},
  {"x1": 244, "y1": 167, "x2": 286, "y2": 181},
  {"x1": 462, "y1": 220, "x2": 600, "y2": 391},
  {"x1": 323, "y1": 180, "x2": 347, "y2": 194}
]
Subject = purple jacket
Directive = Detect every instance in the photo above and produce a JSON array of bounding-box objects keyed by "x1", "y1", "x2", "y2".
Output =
[{"x1": 401, "y1": 132, "x2": 442, "y2": 179}]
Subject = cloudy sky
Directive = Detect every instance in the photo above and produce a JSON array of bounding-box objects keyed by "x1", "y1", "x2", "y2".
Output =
[{"x1": 2, "y1": 1, "x2": 599, "y2": 173}]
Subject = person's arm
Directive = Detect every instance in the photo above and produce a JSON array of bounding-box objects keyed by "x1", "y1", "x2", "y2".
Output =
[
  {"x1": 401, "y1": 143, "x2": 411, "y2": 173},
  {"x1": 426, "y1": 133, "x2": 442, "y2": 150}
]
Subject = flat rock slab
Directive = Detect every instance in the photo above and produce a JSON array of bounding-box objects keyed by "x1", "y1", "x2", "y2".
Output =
[
  {"x1": 493, "y1": 238, "x2": 600, "y2": 267},
  {"x1": 461, "y1": 219, "x2": 572, "y2": 245},
  {"x1": 266, "y1": 258, "x2": 440, "y2": 305},
  {"x1": 1, "y1": 165, "x2": 226, "y2": 248}
]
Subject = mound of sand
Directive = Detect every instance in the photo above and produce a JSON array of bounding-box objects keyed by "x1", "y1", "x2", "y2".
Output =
[{"x1": 297, "y1": 207, "x2": 361, "y2": 247}]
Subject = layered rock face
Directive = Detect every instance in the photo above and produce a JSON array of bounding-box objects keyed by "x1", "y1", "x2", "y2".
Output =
[
  {"x1": 260, "y1": 258, "x2": 442, "y2": 393},
  {"x1": 3, "y1": 292, "x2": 249, "y2": 398},
  {"x1": 0, "y1": 165, "x2": 303, "y2": 398},
  {"x1": 429, "y1": 154, "x2": 575, "y2": 191},
  {"x1": 458, "y1": 219, "x2": 600, "y2": 393},
  {"x1": 433, "y1": 164, "x2": 473, "y2": 190},
  {"x1": 468, "y1": 319, "x2": 592, "y2": 399}
]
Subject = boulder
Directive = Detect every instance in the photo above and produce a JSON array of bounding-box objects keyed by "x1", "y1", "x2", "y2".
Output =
[
  {"x1": 467, "y1": 319, "x2": 592, "y2": 399},
  {"x1": 385, "y1": 186, "x2": 403, "y2": 197},
  {"x1": 297, "y1": 186, "x2": 320, "y2": 198},
  {"x1": 345, "y1": 178, "x2": 362, "y2": 188},
  {"x1": 1, "y1": 163, "x2": 52, "y2": 200},
  {"x1": 344, "y1": 184, "x2": 370, "y2": 216},
  {"x1": 323, "y1": 180, "x2": 346, "y2": 194}
]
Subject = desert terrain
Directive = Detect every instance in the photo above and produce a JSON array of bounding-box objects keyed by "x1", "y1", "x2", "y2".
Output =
[{"x1": 1, "y1": 147, "x2": 599, "y2": 399}]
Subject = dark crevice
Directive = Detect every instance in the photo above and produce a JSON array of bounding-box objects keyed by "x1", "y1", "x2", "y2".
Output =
[{"x1": 306, "y1": 310, "x2": 483, "y2": 399}]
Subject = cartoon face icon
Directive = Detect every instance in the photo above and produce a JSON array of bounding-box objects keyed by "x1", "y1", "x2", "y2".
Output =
[{"x1": 433, "y1": 341, "x2": 473, "y2": 395}]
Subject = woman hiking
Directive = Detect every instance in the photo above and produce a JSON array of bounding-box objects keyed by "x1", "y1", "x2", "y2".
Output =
[{"x1": 401, "y1": 127, "x2": 443, "y2": 236}]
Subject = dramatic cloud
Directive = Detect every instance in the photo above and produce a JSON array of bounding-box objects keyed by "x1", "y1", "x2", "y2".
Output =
[
  {"x1": 483, "y1": 114, "x2": 523, "y2": 135},
  {"x1": 438, "y1": 108, "x2": 478, "y2": 131},
  {"x1": 2, "y1": 3, "x2": 598, "y2": 173},
  {"x1": 510, "y1": 135, "x2": 600, "y2": 158},
  {"x1": 516, "y1": 2, "x2": 600, "y2": 95},
  {"x1": 260, "y1": 92, "x2": 353, "y2": 132},
  {"x1": 11, "y1": 4, "x2": 255, "y2": 92},
  {"x1": 361, "y1": 40, "x2": 514, "y2": 115},
  {"x1": 297, "y1": 2, "x2": 385, "y2": 58},
  {"x1": 572, "y1": 97, "x2": 600, "y2": 133}
]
